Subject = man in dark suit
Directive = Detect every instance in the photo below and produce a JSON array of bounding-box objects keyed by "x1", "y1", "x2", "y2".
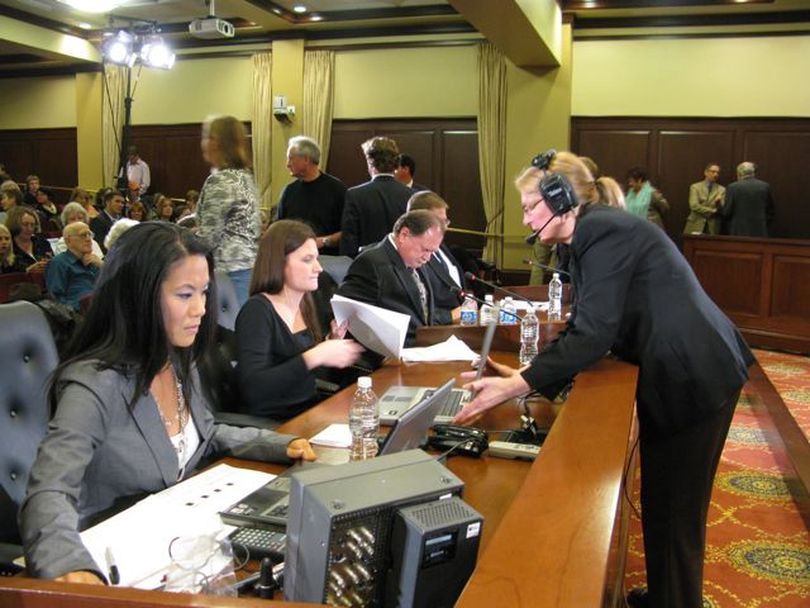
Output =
[
  {"x1": 395, "y1": 153, "x2": 428, "y2": 192},
  {"x1": 90, "y1": 190, "x2": 124, "y2": 253},
  {"x1": 721, "y1": 161, "x2": 775, "y2": 237},
  {"x1": 336, "y1": 210, "x2": 452, "y2": 348},
  {"x1": 455, "y1": 152, "x2": 753, "y2": 608},
  {"x1": 406, "y1": 190, "x2": 464, "y2": 322},
  {"x1": 339, "y1": 137, "x2": 414, "y2": 257}
]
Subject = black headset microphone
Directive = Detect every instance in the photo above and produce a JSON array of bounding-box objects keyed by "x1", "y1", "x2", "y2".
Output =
[{"x1": 524, "y1": 150, "x2": 580, "y2": 246}]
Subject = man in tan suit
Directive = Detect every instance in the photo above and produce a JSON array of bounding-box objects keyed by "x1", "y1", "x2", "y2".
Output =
[{"x1": 683, "y1": 163, "x2": 725, "y2": 235}]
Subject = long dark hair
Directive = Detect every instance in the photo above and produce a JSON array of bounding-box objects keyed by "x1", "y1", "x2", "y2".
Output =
[
  {"x1": 52, "y1": 222, "x2": 218, "y2": 408},
  {"x1": 250, "y1": 219, "x2": 322, "y2": 341}
]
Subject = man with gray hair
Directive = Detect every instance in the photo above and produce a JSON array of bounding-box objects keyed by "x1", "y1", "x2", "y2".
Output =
[
  {"x1": 721, "y1": 161, "x2": 775, "y2": 237},
  {"x1": 340, "y1": 136, "x2": 414, "y2": 257},
  {"x1": 45, "y1": 222, "x2": 101, "y2": 311},
  {"x1": 276, "y1": 135, "x2": 346, "y2": 254},
  {"x1": 337, "y1": 209, "x2": 453, "y2": 348}
]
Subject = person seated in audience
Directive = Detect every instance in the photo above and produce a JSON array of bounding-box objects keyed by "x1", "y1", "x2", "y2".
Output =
[
  {"x1": 90, "y1": 189, "x2": 125, "y2": 253},
  {"x1": 104, "y1": 218, "x2": 140, "y2": 252},
  {"x1": 34, "y1": 188, "x2": 61, "y2": 232},
  {"x1": 20, "y1": 222, "x2": 316, "y2": 583},
  {"x1": 175, "y1": 204, "x2": 192, "y2": 222},
  {"x1": 68, "y1": 187, "x2": 99, "y2": 220},
  {"x1": 94, "y1": 187, "x2": 113, "y2": 212},
  {"x1": 155, "y1": 194, "x2": 175, "y2": 222},
  {"x1": 337, "y1": 209, "x2": 452, "y2": 348},
  {"x1": 23, "y1": 174, "x2": 40, "y2": 207},
  {"x1": 0, "y1": 224, "x2": 26, "y2": 273},
  {"x1": 185, "y1": 189, "x2": 199, "y2": 214},
  {"x1": 6, "y1": 206, "x2": 51, "y2": 273},
  {"x1": 0, "y1": 187, "x2": 23, "y2": 224},
  {"x1": 236, "y1": 220, "x2": 364, "y2": 421},
  {"x1": 128, "y1": 200, "x2": 146, "y2": 222},
  {"x1": 45, "y1": 222, "x2": 102, "y2": 311},
  {"x1": 52, "y1": 202, "x2": 105, "y2": 260}
]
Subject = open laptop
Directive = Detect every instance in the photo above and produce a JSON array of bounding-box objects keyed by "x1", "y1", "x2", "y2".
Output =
[
  {"x1": 219, "y1": 380, "x2": 455, "y2": 529},
  {"x1": 378, "y1": 317, "x2": 498, "y2": 426}
]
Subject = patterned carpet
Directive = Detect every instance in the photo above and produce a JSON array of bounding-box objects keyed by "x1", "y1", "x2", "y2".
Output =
[{"x1": 624, "y1": 349, "x2": 810, "y2": 607}]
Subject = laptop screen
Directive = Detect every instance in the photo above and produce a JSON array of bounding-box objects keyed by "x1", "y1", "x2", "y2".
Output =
[{"x1": 379, "y1": 379, "x2": 455, "y2": 455}]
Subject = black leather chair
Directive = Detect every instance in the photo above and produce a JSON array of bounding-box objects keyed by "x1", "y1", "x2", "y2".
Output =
[
  {"x1": 0, "y1": 301, "x2": 59, "y2": 575},
  {"x1": 318, "y1": 255, "x2": 353, "y2": 286}
]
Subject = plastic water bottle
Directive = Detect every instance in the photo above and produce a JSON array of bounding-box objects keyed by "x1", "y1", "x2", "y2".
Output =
[
  {"x1": 548, "y1": 272, "x2": 563, "y2": 321},
  {"x1": 479, "y1": 294, "x2": 495, "y2": 326},
  {"x1": 349, "y1": 377, "x2": 379, "y2": 461},
  {"x1": 499, "y1": 296, "x2": 518, "y2": 325},
  {"x1": 519, "y1": 305, "x2": 540, "y2": 365},
  {"x1": 460, "y1": 296, "x2": 478, "y2": 326}
]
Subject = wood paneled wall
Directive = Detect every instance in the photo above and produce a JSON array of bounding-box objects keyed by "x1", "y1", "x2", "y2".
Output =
[
  {"x1": 327, "y1": 119, "x2": 486, "y2": 251},
  {"x1": 0, "y1": 128, "x2": 77, "y2": 200},
  {"x1": 571, "y1": 118, "x2": 810, "y2": 245}
]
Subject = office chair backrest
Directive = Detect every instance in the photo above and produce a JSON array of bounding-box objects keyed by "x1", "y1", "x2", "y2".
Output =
[
  {"x1": 318, "y1": 255, "x2": 353, "y2": 285},
  {"x1": 0, "y1": 301, "x2": 58, "y2": 544},
  {"x1": 214, "y1": 270, "x2": 241, "y2": 331}
]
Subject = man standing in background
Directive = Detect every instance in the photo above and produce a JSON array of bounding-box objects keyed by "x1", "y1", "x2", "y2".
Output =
[
  {"x1": 721, "y1": 161, "x2": 775, "y2": 237},
  {"x1": 276, "y1": 136, "x2": 346, "y2": 255},
  {"x1": 394, "y1": 154, "x2": 428, "y2": 192},
  {"x1": 683, "y1": 163, "x2": 724, "y2": 235},
  {"x1": 340, "y1": 136, "x2": 413, "y2": 257},
  {"x1": 125, "y1": 146, "x2": 150, "y2": 200}
]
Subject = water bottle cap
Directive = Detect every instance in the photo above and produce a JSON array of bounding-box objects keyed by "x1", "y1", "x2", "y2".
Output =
[
  {"x1": 552, "y1": 272, "x2": 560, "y2": 279},
  {"x1": 484, "y1": 294, "x2": 494, "y2": 302},
  {"x1": 358, "y1": 376, "x2": 372, "y2": 389}
]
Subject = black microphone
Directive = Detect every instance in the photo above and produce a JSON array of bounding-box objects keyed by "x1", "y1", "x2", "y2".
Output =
[
  {"x1": 522, "y1": 258, "x2": 571, "y2": 278},
  {"x1": 524, "y1": 213, "x2": 558, "y2": 245},
  {"x1": 254, "y1": 557, "x2": 277, "y2": 599},
  {"x1": 464, "y1": 273, "x2": 537, "y2": 310}
]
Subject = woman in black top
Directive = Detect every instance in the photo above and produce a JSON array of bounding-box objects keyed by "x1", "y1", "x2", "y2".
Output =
[
  {"x1": 0, "y1": 224, "x2": 26, "y2": 273},
  {"x1": 6, "y1": 206, "x2": 52, "y2": 273},
  {"x1": 236, "y1": 220, "x2": 363, "y2": 420}
]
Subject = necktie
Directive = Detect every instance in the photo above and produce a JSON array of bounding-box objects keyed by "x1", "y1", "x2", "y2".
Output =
[{"x1": 410, "y1": 268, "x2": 429, "y2": 322}]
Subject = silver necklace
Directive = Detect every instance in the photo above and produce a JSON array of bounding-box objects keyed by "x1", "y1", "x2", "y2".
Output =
[{"x1": 155, "y1": 366, "x2": 189, "y2": 460}]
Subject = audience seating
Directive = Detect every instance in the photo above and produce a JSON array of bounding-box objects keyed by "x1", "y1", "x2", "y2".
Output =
[
  {"x1": 0, "y1": 273, "x2": 45, "y2": 304},
  {"x1": 319, "y1": 255, "x2": 353, "y2": 285},
  {"x1": 0, "y1": 301, "x2": 59, "y2": 575}
]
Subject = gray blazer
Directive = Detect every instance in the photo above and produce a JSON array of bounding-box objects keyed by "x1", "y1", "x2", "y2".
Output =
[{"x1": 19, "y1": 360, "x2": 297, "y2": 580}]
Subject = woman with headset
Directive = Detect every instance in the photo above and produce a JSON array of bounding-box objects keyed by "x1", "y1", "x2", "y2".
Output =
[{"x1": 453, "y1": 151, "x2": 753, "y2": 608}]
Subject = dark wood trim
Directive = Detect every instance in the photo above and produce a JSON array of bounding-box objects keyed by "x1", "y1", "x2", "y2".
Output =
[
  {"x1": 574, "y1": 29, "x2": 810, "y2": 41},
  {"x1": 747, "y1": 361, "x2": 810, "y2": 528},
  {"x1": 0, "y1": 4, "x2": 88, "y2": 38},
  {"x1": 564, "y1": 0, "x2": 773, "y2": 8},
  {"x1": 0, "y1": 63, "x2": 102, "y2": 80},
  {"x1": 248, "y1": 0, "x2": 458, "y2": 24},
  {"x1": 573, "y1": 9, "x2": 810, "y2": 30}
]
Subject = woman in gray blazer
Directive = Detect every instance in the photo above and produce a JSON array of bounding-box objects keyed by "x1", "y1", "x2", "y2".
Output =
[{"x1": 19, "y1": 222, "x2": 315, "y2": 584}]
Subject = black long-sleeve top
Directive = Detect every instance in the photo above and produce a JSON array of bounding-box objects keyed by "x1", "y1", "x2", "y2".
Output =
[{"x1": 235, "y1": 294, "x2": 319, "y2": 420}]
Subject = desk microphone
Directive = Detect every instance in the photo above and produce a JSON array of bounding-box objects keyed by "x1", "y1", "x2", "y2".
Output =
[
  {"x1": 463, "y1": 273, "x2": 537, "y2": 310},
  {"x1": 522, "y1": 258, "x2": 571, "y2": 278},
  {"x1": 452, "y1": 287, "x2": 518, "y2": 322}
]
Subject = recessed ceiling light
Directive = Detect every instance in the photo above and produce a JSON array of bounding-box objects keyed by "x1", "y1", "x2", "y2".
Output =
[
  {"x1": 58, "y1": 0, "x2": 125, "y2": 13},
  {"x1": 77, "y1": 22, "x2": 92, "y2": 29},
  {"x1": 310, "y1": 14, "x2": 322, "y2": 22},
  {"x1": 292, "y1": 4, "x2": 307, "y2": 14}
]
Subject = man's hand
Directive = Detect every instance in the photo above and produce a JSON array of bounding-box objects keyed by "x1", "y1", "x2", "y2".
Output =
[
  {"x1": 54, "y1": 571, "x2": 105, "y2": 585},
  {"x1": 286, "y1": 438, "x2": 317, "y2": 461},
  {"x1": 452, "y1": 373, "x2": 531, "y2": 426}
]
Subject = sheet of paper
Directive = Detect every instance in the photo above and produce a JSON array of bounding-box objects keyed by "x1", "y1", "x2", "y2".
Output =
[
  {"x1": 310, "y1": 423, "x2": 352, "y2": 448},
  {"x1": 80, "y1": 464, "x2": 274, "y2": 590},
  {"x1": 401, "y1": 335, "x2": 479, "y2": 362},
  {"x1": 331, "y1": 294, "x2": 410, "y2": 359},
  {"x1": 512, "y1": 300, "x2": 549, "y2": 312}
]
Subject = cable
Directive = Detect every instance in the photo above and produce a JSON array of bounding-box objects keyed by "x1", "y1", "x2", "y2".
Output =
[{"x1": 621, "y1": 434, "x2": 642, "y2": 520}]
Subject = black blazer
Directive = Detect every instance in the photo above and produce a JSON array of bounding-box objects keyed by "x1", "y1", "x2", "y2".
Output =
[
  {"x1": 339, "y1": 176, "x2": 413, "y2": 257},
  {"x1": 90, "y1": 212, "x2": 115, "y2": 252},
  {"x1": 336, "y1": 237, "x2": 452, "y2": 348},
  {"x1": 721, "y1": 177, "x2": 775, "y2": 237},
  {"x1": 521, "y1": 205, "x2": 753, "y2": 435},
  {"x1": 423, "y1": 244, "x2": 465, "y2": 313}
]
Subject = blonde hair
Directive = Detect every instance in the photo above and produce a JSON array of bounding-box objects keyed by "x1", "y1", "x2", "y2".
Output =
[
  {"x1": 202, "y1": 115, "x2": 251, "y2": 170},
  {"x1": 515, "y1": 151, "x2": 624, "y2": 210},
  {"x1": 0, "y1": 224, "x2": 15, "y2": 268}
]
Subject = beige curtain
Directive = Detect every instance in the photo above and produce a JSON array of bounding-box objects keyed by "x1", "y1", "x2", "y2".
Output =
[
  {"x1": 252, "y1": 52, "x2": 273, "y2": 209},
  {"x1": 302, "y1": 50, "x2": 335, "y2": 170},
  {"x1": 477, "y1": 42, "x2": 508, "y2": 267},
  {"x1": 102, "y1": 64, "x2": 127, "y2": 189}
]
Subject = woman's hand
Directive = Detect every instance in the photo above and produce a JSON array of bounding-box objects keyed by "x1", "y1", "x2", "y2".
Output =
[
  {"x1": 329, "y1": 320, "x2": 349, "y2": 340},
  {"x1": 303, "y1": 339, "x2": 364, "y2": 370},
  {"x1": 54, "y1": 571, "x2": 105, "y2": 585},
  {"x1": 452, "y1": 373, "x2": 531, "y2": 426},
  {"x1": 460, "y1": 356, "x2": 517, "y2": 382},
  {"x1": 286, "y1": 438, "x2": 317, "y2": 461},
  {"x1": 26, "y1": 259, "x2": 49, "y2": 273}
]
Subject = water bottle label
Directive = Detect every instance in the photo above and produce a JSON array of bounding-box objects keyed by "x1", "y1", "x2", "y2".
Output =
[{"x1": 461, "y1": 310, "x2": 478, "y2": 325}]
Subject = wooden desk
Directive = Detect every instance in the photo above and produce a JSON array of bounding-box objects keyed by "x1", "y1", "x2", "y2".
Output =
[
  {"x1": 1, "y1": 358, "x2": 638, "y2": 608},
  {"x1": 415, "y1": 321, "x2": 566, "y2": 351}
]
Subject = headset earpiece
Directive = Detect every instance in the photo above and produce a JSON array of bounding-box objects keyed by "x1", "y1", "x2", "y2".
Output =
[{"x1": 539, "y1": 173, "x2": 578, "y2": 215}]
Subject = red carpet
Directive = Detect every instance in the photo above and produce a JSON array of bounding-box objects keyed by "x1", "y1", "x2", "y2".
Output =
[{"x1": 624, "y1": 350, "x2": 810, "y2": 607}]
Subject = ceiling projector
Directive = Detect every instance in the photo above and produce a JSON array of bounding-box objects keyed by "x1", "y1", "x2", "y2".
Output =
[{"x1": 189, "y1": 17, "x2": 235, "y2": 39}]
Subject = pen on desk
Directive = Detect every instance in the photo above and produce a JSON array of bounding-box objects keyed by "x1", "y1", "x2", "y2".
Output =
[{"x1": 106, "y1": 547, "x2": 120, "y2": 585}]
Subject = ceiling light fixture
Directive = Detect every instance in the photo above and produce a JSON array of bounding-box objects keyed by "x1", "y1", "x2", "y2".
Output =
[
  {"x1": 309, "y1": 14, "x2": 323, "y2": 22},
  {"x1": 292, "y1": 4, "x2": 307, "y2": 14},
  {"x1": 59, "y1": 0, "x2": 125, "y2": 14},
  {"x1": 77, "y1": 22, "x2": 92, "y2": 29}
]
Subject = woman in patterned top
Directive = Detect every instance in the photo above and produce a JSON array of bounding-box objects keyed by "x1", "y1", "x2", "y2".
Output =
[{"x1": 197, "y1": 115, "x2": 260, "y2": 306}]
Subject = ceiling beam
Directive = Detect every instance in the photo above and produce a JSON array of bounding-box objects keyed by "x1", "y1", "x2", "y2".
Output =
[
  {"x1": 0, "y1": 15, "x2": 100, "y2": 64},
  {"x1": 448, "y1": 0, "x2": 562, "y2": 67}
]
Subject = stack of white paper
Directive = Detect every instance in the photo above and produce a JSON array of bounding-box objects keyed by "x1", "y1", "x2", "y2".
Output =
[
  {"x1": 331, "y1": 294, "x2": 410, "y2": 359},
  {"x1": 401, "y1": 335, "x2": 479, "y2": 362}
]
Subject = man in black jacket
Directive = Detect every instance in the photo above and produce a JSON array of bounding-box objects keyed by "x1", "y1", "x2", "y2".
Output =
[
  {"x1": 454, "y1": 151, "x2": 753, "y2": 608},
  {"x1": 721, "y1": 161, "x2": 775, "y2": 237},
  {"x1": 339, "y1": 136, "x2": 414, "y2": 257}
]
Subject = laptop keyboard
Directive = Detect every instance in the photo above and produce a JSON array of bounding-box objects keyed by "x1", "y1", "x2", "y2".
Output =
[{"x1": 425, "y1": 389, "x2": 467, "y2": 417}]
